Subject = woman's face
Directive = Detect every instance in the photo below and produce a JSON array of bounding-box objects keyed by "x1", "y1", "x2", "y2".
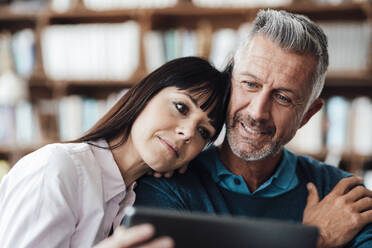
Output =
[{"x1": 130, "y1": 86, "x2": 216, "y2": 172}]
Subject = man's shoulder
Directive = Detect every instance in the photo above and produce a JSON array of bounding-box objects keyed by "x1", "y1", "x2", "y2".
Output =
[
  {"x1": 137, "y1": 161, "x2": 207, "y2": 191},
  {"x1": 136, "y1": 146, "x2": 216, "y2": 189},
  {"x1": 296, "y1": 153, "x2": 351, "y2": 178},
  {"x1": 294, "y1": 152, "x2": 352, "y2": 197},
  {"x1": 134, "y1": 164, "x2": 209, "y2": 210}
]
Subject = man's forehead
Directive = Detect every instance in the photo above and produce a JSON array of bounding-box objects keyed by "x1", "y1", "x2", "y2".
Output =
[{"x1": 234, "y1": 36, "x2": 317, "y2": 86}]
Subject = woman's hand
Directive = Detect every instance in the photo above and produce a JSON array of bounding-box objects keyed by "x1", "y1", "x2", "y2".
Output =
[
  {"x1": 147, "y1": 164, "x2": 189, "y2": 178},
  {"x1": 94, "y1": 224, "x2": 174, "y2": 248}
]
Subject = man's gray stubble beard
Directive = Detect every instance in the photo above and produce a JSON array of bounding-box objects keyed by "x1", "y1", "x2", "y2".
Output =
[{"x1": 225, "y1": 115, "x2": 282, "y2": 161}]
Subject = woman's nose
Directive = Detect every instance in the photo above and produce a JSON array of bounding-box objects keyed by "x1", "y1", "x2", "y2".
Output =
[{"x1": 176, "y1": 121, "x2": 196, "y2": 143}]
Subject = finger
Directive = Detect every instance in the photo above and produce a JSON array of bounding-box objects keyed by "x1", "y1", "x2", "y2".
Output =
[
  {"x1": 93, "y1": 235, "x2": 116, "y2": 248},
  {"x1": 178, "y1": 164, "x2": 188, "y2": 174},
  {"x1": 353, "y1": 197, "x2": 372, "y2": 212},
  {"x1": 153, "y1": 172, "x2": 163, "y2": 178},
  {"x1": 345, "y1": 185, "x2": 372, "y2": 202},
  {"x1": 164, "y1": 171, "x2": 174, "y2": 178},
  {"x1": 137, "y1": 236, "x2": 174, "y2": 248},
  {"x1": 331, "y1": 176, "x2": 364, "y2": 196},
  {"x1": 305, "y1": 183, "x2": 319, "y2": 209},
  {"x1": 147, "y1": 171, "x2": 154, "y2": 176},
  {"x1": 360, "y1": 209, "x2": 372, "y2": 226},
  {"x1": 112, "y1": 224, "x2": 155, "y2": 247}
]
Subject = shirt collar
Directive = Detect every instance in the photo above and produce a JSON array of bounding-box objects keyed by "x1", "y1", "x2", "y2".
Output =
[
  {"x1": 198, "y1": 146, "x2": 297, "y2": 192},
  {"x1": 271, "y1": 148, "x2": 297, "y2": 190},
  {"x1": 90, "y1": 139, "x2": 127, "y2": 203}
]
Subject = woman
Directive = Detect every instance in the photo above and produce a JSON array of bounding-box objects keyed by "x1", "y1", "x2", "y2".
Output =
[{"x1": 0, "y1": 57, "x2": 230, "y2": 247}]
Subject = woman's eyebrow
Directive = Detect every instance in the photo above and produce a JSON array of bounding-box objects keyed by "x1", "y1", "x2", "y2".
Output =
[
  {"x1": 184, "y1": 93, "x2": 198, "y2": 106},
  {"x1": 185, "y1": 92, "x2": 215, "y2": 128}
]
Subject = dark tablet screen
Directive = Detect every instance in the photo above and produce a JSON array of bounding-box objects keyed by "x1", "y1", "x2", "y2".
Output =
[{"x1": 122, "y1": 207, "x2": 318, "y2": 248}]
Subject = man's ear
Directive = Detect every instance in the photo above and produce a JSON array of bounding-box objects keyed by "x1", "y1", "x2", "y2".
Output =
[{"x1": 300, "y1": 98, "x2": 324, "y2": 128}]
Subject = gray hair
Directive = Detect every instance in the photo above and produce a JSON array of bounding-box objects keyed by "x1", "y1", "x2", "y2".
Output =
[{"x1": 233, "y1": 9, "x2": 329, "y2": 103}]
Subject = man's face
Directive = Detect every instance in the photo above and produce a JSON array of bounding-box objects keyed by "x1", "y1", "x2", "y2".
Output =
[{"x1": 226, "y1": 34, "x2": 320, "y2": 161}]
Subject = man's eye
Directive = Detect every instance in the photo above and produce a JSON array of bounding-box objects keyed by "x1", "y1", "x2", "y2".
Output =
[
  {"x1": 198, "y1": 127, "x2": 211, "y2": 141},
  {"x1": 243, "y1": 81, "x2": 259, "y2": 89},
  {"x1": 275, "y1": 94, "x2": 292, "y2": 105},
  {"x1": 174, "y1": 102, "x2": 189, "y2": 115}
]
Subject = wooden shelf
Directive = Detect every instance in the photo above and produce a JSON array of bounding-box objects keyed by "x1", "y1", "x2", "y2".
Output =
[
  {"x1": 322, "y1": 72, "x2": 372, "y2": 98},
  {"x1": 51, "y1": 79, "x2": 137, "y2": 98},
  {"x1": 0, "y1": 145, "x2": 38, "y2": 155},
  {"x1": 150, "y1": 2, "x2": 371, "y2": 29},
  {"x1": 26, "y1": 71, "x2": 372, "y2": 99},
  {"x1": 28, "y1": 69, "x2": 146, "y2": 98},
  {"x1": 0, "y1": 142, "x2": 51, "y2": 166},
  {"x1": 45, "y1": 2, "x2": 372, "y2": 29},
  {"x1": 0, "y1": 6, "x2": 38, "y2": 31},
  {"x1": 48, "y1": 9, "x2": 146, "y2": 24},
  {"x1": 0, "y1": 6, "x2": 38, "y2": 21},
  {"x1": 1, "y1": 2, "x2": 369, "y2": 26},
  {"x1": 284, "y1": 2, "x2": 371, "y2": 21}
]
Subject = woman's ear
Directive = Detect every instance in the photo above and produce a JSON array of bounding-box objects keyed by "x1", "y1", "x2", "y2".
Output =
[{"x1": 300, "y1": 98, "x2": 324, "y2": 128}]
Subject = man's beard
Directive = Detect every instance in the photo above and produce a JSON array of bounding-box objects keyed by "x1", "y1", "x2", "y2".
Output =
[{"x1": 226, "y1": 112, "x2": 282, "y2": 161}]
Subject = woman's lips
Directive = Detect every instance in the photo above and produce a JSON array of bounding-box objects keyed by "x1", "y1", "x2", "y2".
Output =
[{"x1": 157, "y1": 136, "x2": 179, "y2": 158}]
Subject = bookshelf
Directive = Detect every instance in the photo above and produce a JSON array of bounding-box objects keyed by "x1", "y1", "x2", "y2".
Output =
[{"x1": 0, "y1": 0, "x2": 371, "y2": 172}]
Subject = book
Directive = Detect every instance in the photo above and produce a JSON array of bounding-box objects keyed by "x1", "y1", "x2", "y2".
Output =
[
  {"x1": 0, "y1": 160, "x2": 10, "y2": 183},
  {"x1": 209, "y1": 28, "x2": 238, "y2": 70},
  {"x1": 41, "y1": 21, "x2": 140, "y2": 81},
  {"x1": 349, "y1": 97, "x2": 372, "y2": 155},
  {"x1": 286, "y1": 107, "x2": 325, "y2": 155}
]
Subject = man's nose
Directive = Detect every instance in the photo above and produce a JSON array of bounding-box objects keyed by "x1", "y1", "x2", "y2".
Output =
[{"x1": 248, "y1": 92, "x2": 271, "y2": 122}]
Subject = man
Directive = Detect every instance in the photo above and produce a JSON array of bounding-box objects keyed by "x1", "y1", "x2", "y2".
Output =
[{"x1": 133, "y1": 9, "x2": 372, "y2": 247}]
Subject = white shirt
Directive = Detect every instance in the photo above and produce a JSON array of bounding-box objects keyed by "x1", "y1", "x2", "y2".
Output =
[{"x1": 0, "y1": 140, "x2": 136, "y2": 248}]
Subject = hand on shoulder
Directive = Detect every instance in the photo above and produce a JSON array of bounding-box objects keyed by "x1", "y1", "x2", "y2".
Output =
[{"x1": 303, "y1": 176, "x2": 372, "y2": 248}]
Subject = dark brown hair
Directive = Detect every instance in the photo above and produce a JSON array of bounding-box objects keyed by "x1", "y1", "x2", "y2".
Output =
[{"x1": 72, "y1": 56, "x2": 230, "y2": 149}]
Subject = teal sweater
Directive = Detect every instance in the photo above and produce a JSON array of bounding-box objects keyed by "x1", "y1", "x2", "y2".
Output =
[{"x1": 134, "y1": 152, "x2": 372, "y2": 247}]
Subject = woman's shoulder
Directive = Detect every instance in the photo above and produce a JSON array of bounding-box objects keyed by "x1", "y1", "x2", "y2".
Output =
[{"x1": 9, "y1": 142, "x2": 95, "y2": 185}]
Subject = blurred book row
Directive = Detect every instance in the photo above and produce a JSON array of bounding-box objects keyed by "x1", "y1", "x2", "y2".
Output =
[
  {"x1": 321, "y1": 22, "x2": 371, "y2": 73},
  {"x1": 286, "y1": 96, "x2": 372, "y2": 164},
  {"x1": 42, "y1": 22, "x2": 140, "y2": 81},
  {"x1": 1, "y1": 0, "x2": 369, "y2": 13},
  {"x1": 1, "y1": 20, "x2": 368, "y2": 84},
  {"x1": 148, "y1": 21, "x2": 372, "y2": 74},
  {"x1": 0, "y1": 31, "x2": 33, "y2": 105},
  {"x1": 191, "y1": 0, "x2": 369, "y2": 8},
  {"x1": 0, "y1": 90, "x2": 125, "y2": 146},
  {"x1": 1, "y1": 93, "x2": 372, "y2": 158}
]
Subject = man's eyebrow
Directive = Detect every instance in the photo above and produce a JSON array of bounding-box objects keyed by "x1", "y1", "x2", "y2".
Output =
[
  {"x1": 239, "y1": 72, "x2": 299, "y2": 97},
  {"x1": 276, "y1": 87, "x2": 296, "y2": 95},
  {"x1": 239, "y1": 71, "x2": 260, "y2": 81}
]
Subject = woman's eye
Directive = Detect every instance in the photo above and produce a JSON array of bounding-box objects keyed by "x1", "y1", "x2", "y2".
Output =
[
  {"x1": 198, "y1": 127, "x2": 211, "y2": 141},
  {"x1": 174, "y1": 102, "x2": 189, "y2": 115}
]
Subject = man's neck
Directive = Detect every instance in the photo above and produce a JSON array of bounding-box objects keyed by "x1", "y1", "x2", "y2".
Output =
[{"x1": 218, "y1": 141, "x2": 283, "y2": 193}]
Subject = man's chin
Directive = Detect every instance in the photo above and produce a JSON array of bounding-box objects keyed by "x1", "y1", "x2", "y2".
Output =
[{"x1": 230, "y1": 142, "x2": 282, "y2": 162}]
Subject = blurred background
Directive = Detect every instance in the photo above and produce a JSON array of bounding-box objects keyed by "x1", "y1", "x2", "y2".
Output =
[{"x1": 0, "y1": 0, "x2": 371, "y2": 186}]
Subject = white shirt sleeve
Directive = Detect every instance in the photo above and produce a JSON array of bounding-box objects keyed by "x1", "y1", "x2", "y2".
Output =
[{"x1": 0, "y1": 144, "x2": 81, "y2": 248}]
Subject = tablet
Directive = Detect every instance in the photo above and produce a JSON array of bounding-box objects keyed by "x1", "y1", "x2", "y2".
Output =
[{"x1": 122, "y1": 207, "x2": 319, "y2": 248}]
